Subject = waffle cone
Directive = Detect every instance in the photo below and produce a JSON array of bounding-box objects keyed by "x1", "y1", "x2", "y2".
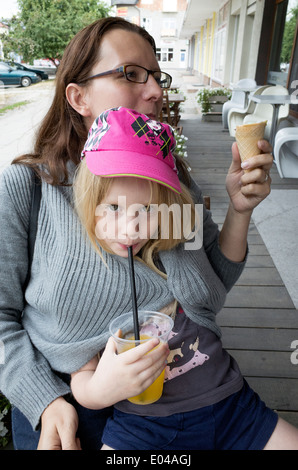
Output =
[{"x1": 235, "y1": 121, "x2": 267, "y2": 171}]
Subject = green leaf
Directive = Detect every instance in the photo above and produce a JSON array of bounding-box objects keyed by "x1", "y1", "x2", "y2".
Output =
[{"x1": 1, "y1": 0, "x2": 111, "y2": 64}]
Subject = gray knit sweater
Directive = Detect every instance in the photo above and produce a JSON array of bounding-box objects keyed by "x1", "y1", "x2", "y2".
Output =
[{"x1": 0, "y1": 163, "x2": 246, "y2": 428}]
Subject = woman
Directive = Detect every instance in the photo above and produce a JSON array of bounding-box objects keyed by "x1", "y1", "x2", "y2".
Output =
[{"x1": 0, "y1": 17, "x2": 297, "y2": 450}]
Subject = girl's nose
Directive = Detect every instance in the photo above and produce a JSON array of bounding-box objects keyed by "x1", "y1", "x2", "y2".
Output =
[
  {"x1": 119, "y1": 210, "x2": 153, "y2": 242},
  {"x1": 119, "y1": 214, "x2": 140, "y2": 241}
]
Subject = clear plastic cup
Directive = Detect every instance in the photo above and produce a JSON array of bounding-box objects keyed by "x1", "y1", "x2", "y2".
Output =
[{"x1": 109, "y1": 311, "x2": 173, "y2": 405}]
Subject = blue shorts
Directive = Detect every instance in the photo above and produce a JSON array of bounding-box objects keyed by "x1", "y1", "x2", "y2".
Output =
[{"x1": 102, "y1": 380, "x2": 278, "y2": 450}]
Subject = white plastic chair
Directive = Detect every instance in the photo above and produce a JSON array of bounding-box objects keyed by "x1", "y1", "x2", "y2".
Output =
[
  {"x1": 222, "y1": 79, "x2": 257, "y2": 129},
  {"x1": 228, "y1": 85, "x2": 269, "y2": 137},
  {"x1": 274, "y1": 127, "x2": 298, "y2": 178},
  {"x1": 243, "y1": 85, "x2": 289, "y2": 140}
]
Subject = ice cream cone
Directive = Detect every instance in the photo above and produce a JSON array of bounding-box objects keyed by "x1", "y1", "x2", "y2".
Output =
[{"x1": 235, "y1": 121, "x2": 267, "y2": 172}]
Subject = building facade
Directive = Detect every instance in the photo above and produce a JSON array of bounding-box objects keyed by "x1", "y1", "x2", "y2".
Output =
[
  {"x1": 180, "y1": 0, "x2": 298, "y2": 119},
  {"x1": 112, "y1": 0, "x2": 189, "y2": 69}
]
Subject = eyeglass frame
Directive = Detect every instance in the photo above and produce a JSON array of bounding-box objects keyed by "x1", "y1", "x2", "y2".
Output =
[{"x1": 78, "y1": 64, "x2": 172, "y2": 89}]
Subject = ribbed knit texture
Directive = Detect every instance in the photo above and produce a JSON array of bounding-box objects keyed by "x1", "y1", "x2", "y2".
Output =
[{"x1": 0, "y1": 163, "x2": 246, "y2": 428}]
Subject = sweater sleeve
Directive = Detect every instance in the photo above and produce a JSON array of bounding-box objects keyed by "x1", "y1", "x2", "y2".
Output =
[
  {"x1": 0, "y1": 165, "x2": 70, "y2": 430},
  {"x1": 188, "y1": 176, "x2": 247, "y2": 291}
]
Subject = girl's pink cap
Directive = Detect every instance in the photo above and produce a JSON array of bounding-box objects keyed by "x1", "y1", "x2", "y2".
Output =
[{"x1": 81, "y1": 107, "x2": 181, "y2": 194}]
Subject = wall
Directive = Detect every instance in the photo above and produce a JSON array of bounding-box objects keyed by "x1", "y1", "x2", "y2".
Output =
[
  {"x1": 187, "y1": 0, "x2": 265, "y2": 87},
  {"x1": 117, "y1": 0, "x2": 188, "y2": 69}
]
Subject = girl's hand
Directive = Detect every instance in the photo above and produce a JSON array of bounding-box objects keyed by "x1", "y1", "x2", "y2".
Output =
[
  {"x1": 37, "y1": 397, "x2": 81, "y2": 450},
  {"x1": 226, "y1": 139, "x2": 273, "y2": 214},
  {"x1": 80, "y1": 336, "x2": 169, "y2": 409}
]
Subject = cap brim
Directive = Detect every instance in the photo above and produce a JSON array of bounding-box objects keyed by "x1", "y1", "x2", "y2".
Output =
[{"x1": 85, "y1": 150, "x2": 182, "y2": 194}]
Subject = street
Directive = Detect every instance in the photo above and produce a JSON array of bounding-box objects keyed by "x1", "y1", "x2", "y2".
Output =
[{"x1": 0, "y1": 81, "x2": 55, "y2": 174}]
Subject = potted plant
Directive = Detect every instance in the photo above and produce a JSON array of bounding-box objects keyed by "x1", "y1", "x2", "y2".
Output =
[
  {"x1": 0, "y1": 393, "x2": 11, "y2": 449},
  {"x1": 173, "y1": 129, "x2": 188, "y2": 159},
  {"x1": 196, "y1": 87, "x2": 231, "y2": 120},
  {"x1": 173, "y1": 129, "x2": 191, "y2": 171}
]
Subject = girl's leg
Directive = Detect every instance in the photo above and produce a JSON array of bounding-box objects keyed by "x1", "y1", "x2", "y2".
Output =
[{"x1": 263, "y1": 417, "x2": 298, "y2": 450}]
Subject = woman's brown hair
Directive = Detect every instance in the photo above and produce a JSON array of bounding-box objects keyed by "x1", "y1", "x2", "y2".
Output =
[{"x1": 12, "y1": 17, "x2": 190, "y2": 187}]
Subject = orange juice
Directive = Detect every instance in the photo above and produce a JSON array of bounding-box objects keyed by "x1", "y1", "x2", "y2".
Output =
[
  {"x1": 109, "y1": 311, "x2": 174, "y2": 406},
  {"x1": 122, "y1": 334, "x2": 165, "y2": 405}
]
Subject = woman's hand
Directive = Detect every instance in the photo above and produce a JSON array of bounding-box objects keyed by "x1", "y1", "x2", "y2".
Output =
[
  {"x1": 37, "y1": 397, "x2": 81, "y2": 450},
  {"x1": 226, "y1": 139, "x2": 273, "y2": 215},
  {"x1": 218, "y1": 139, "x2": 273, "y2": 262},
  {"x1": 71, "y1": 336, "x2": 169, "y2": 410}
]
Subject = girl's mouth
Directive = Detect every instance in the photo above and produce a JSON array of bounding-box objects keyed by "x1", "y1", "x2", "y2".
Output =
[{"x1": 117, "y1": 242, "x2": 139, "y2": 253}]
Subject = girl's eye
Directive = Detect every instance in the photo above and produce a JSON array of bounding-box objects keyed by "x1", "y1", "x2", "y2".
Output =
[{"x1": 108, "y1": 204, "x2": 119, "y2": 212}]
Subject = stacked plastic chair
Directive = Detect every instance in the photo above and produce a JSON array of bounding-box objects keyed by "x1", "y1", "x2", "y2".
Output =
[
  {"x1": 228, "y1": 85, "x2": 269, "y2": 137},
  {"x1": 242, "y1": 85, "x2": 289, "y2": 140},
  {"x1": 222, "y1": 78, "x2": 257, "y2": 129},
  {"x1": 274, "y1": 127, "x2": 298, "y2": 178}
]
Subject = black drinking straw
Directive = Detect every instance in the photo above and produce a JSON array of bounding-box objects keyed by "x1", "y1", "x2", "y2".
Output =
[{"x1": 127, "y1": 246, "x2": 140, "y2": 341}]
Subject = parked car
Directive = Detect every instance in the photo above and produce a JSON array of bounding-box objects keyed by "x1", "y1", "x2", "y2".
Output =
[
  {"x1": 0, "y1": 62, "x2": 41, "y2": 87},
  {"x1": 5, "y1": 61, "x2": 49, "y2": 80}
]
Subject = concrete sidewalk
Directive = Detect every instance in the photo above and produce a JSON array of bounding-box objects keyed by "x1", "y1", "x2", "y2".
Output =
[
  {"x1": 0, "y1": 82, "x2": 54, "y2": 175},
  {"x1": 252, "y1": 189, "x2": 298, "y2": 309}
]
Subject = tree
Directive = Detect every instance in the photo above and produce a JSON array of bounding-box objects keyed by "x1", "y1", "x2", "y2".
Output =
[
  {"x1": 1, "y1": 0, "x2": 111, "y2": 66},
  {"x1": 281, "y1": 6, "x2": 298, "y2": 64}
]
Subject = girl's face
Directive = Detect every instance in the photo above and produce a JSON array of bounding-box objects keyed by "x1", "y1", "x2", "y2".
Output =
[
  {"x1": 82, "y1": 29, "x2": 163, "y2": 128},
  {"x1": 95, "y1": 177, "x2": 159, "y2": 258}
]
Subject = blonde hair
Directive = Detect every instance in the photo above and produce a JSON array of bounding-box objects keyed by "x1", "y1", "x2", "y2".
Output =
[{"x1": 73, "y1": 159, "x2": 197, "y2": 277}]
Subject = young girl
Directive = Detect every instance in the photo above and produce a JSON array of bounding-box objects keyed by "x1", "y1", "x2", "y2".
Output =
[
  {"x1": 71, "y1": 105, "x2": 197, "y2": 418},
  {"x1": 71, "y1": 106, "x2": 296, "y2": 450}
]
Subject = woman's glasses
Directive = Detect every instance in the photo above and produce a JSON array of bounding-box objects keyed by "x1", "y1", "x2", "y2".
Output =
[{"x1": 79, "y1": 64, "x2": 172, "y2": 89}]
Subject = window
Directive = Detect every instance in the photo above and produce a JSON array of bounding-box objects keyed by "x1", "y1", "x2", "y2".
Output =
[
  {"x1": 287, "y1": 18, "x2": 298, "y2": 115},
  {"x1": 268, "y1": 0, "x2": 298, "y2": 86},
  {"x1": 142, "y1": 17, "x2": 152, "y2": 32},
  {"x1": 212, "y1": 28, "x2": 226, "y2": 83},
  {"x1": 156, "y1": 48, "x2": 174, "y2": 62},
  {"x1": 161, "y1": 18, "x2": 177, "y2": 36},
  {"x1": 163, "y1": 0, "x2": 177, "y2": 12}
]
